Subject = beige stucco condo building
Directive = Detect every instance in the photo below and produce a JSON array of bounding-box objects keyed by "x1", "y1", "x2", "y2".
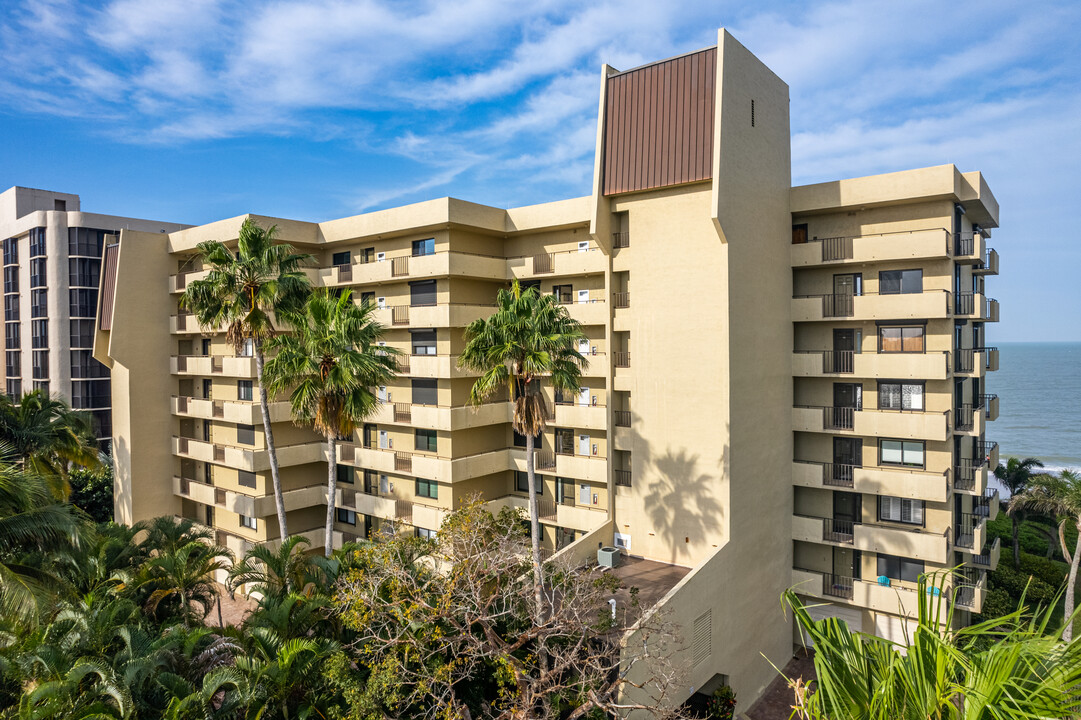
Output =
[{"x1": 94, "y1": 29, "x2": 1001, "y2": 710}]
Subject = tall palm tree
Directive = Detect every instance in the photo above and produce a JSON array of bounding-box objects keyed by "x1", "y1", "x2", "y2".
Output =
[
  {"x1": 782, "y1": 576, "x2": 1081, "y2": 719},
  {"x1": 180, "y1": 218, "x2": 312, "y2": 541},
  {"x1": 264, "y1": 290, "x2": 397, "y2": 557},
  {"x1": 458, "y1": 280, "x2": 587, "y2": 619},
  {"x1": 995, "y1": 456, "x2": 1044, "y2": 568},
  {"x1": 0, "y1": 390, "x2": 101, "y2": 498},
  {"x1": 1010, "y1": 468, "x2": 1081, "y2": 641}
]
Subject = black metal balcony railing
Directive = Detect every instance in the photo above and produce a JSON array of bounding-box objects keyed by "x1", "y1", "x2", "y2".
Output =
[
  {"x1": 822, "y1": 406, "x2": 856, "y2": 430},
  {"x1": 614, "y1": 410, "x2": 631, "y2": 427},
  {"x1": 823, "y1": 463, "x2": 856, "y2": 488},
  {"x1": 955, "y1": 404, "x2": 975, "y2": 431},
  {"x1": 955, "y1": 348, "x2": 974, "y2": 373},
  {"x1": 820, "y1": 236, "x2": 853, "y2": 262},
  {"x1": 823, "y1": 518, "x2": 855, "y2": 544},
  {"x1": 613, "y1": 292, "x2": 630, "y2": 309},
  {"x1": 954, "y1": 232, "x2": 977, "y2": 256},
  {"x1": 614, "y1": 469, "x2": 632, "y2": 487},
  {"x1": 955, "y1": 463, "x2": 979, "y2": 492},
  {"x1": 821, "y1": 293, "x2": 855, "y2": 318},
  {"x1": 979, "y1": 394, "x2": 998, "y2": 418},
  {"x1": 954, "y1": 292, "x2": 974, "y2": 315},
  {"x1": 823, "y1": 350, "x2": 854, "y2": 374},
  {"x1": 823, "y1": 573, "x2": 855, "y2": 599},
  {"x1": 612, "y1": 231, "x2": 629, "y2": 248},
  {"x1": 977, "y1": 440, "x2": 998, "y2": 463},
  {"x1": 535, "y1": 450, "x2": 556, "y2": 471},
  {"x1": 955, "y1": 512, "x2": 980, "y2": 549},
  {"x1": 614, "y1": 352, "x2": 630, "y2": 368}
]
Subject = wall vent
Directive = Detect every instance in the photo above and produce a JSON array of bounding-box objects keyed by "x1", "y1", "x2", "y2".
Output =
[{"x1": 692, "y1": 609, "x2": 712, "y2": 666}]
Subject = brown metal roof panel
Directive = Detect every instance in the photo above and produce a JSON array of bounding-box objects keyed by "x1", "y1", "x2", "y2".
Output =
[{"x1": 98, "y1": 242, "x2": 119, "y2": 331}]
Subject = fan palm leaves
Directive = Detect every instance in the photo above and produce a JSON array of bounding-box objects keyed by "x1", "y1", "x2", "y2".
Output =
[
  {"x1": 137, "y1": 541, "x2": 232, "y2": 624},
  {"x1": 994, "y1": 456, "x2": 1045, "y2": 568},
  {"x1": 228, "y1": 535, "x2": 319, "y2": 600},
  {"x1": 458, "y1": 279, "x2": 587, "y2": 619},
  {"x1": 180, "y1": 217, "x2": 312, "y2": 542},
  {"x1": 1009, "y1": 468, "x2": 1081, "y2": 641},
  {"x1": 264, "y1": 289, "x2": 398, "y2": 557}
]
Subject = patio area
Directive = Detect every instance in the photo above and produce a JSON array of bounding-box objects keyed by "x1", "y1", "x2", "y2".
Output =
[{"x1": 607, "y1": 555, "x2": 691, "y2": 611}]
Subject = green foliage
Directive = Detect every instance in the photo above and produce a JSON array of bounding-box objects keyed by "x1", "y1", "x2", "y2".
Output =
[
  {"x1": 706, "y1": 685, "x2": 737, "y2": 720},
  {"x1": 69, "y1": 465, "x2": 114, "y2": 523}
]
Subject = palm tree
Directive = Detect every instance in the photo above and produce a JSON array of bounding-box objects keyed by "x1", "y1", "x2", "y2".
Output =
[
  {"x1": 782, "y1": 575, "x2": 1081, "y2": 719},
  {"x1": 1010, "y1": 468, "x2": 1081, "y2": 641},
  {"x1": 138, "y1": 540, "x2": 232, "y2": 624},
  {"x1": 228, "y1": 535, "x2": 319, "y2": 600},
  {"x1": 458, "y1": 280, "x2": 587, "y2": 619},
  {"x1": 264, "y1": 290, "x2": 397, "y2": 557},
  {"x1": 0, "y1": 390, "x2": 101, "y2": 498},
  {"x1": 995, "y1": 456, "x2": 1044, "y2": 567},
  {"x1": 180, "y1": 217, "x2": 312, "y2": 542}
]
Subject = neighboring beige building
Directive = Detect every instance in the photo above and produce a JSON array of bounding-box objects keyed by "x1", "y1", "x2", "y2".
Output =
[
  {"x1": 94, "y1": 29, "x2": 1000, "y2": 710},
  {"x1": 0, "y1": 186, "x2": 186, "y2": 446}
]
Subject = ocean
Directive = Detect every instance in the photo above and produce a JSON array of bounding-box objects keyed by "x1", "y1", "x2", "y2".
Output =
[{"x1": 991, "y1": 342, "x2": 1081, "y2": 476}]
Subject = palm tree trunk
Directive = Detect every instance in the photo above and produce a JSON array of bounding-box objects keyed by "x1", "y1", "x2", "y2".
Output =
[
  {"x1": 255, "y1": 340, "x2": 289, "y2": 541},
  {"x1": 525, "y1": 431, "x2": 544, "y2": 622},
  {"x1": 1065, "y1": 519, "x2": 1081, "y2": 642},
  {"x1": 1013, "y1": 514, "x2": 1022, "y2": 568},
  {"x1": 325, "y1": 433, "x2": 337, "y2": 558}
]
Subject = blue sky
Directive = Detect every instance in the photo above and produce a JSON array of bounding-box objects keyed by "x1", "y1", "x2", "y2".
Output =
[{"x1": 0, "y1": 0, "x2": 1078, "y2": 342}]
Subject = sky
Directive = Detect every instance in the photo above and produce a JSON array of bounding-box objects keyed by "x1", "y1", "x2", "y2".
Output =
[{"x1": 0, "y1": 0, "x2": 1078, "y2": 342}]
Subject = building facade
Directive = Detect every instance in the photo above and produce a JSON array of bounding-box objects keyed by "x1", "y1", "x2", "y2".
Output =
[
  {"x1": 0, "y1": 186, "x2": 186, "y2": 446},
  {"x1": 94, "y1": 30, "x2": 1000, "y2": 709}
]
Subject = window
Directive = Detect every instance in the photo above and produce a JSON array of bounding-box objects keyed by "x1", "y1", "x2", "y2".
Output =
[
  {"x1": 411, "y1": 378, "x2": 437, "y2": 405},
  {"x1": 69, "y1": 258, "x2": 100, "y2": 287},
  {"x1": 409, "y1": 280, "x2": 437, "y2": 307},
  {"x1": 239, "y1": 338, "x2": 253, "y2": 357},
  {"x1": 880, "y1": 440, "x2": 925, "y2": 468},
  {"x1": 5, "y1": 351, "x2": 18, "y2": 377},
  {"x1": 69, "y1": 227, "x2": 108, "y2": 257},
  {"x1": 237, "y1": 424, "x2": 256, "y2": 446},
  {"x1": 70, "y1": 320, "x2": 94, "y2": 348},
  {"x1": 31, "y1": 320, "x2": 47, "y2": 349},
  {"x1": 33, "y1": 381, "x2": 49, "y2": 393},
  {"x1": 71, "y1": 350, "x2": 107, "y2": 378},
  {"x1": 555, "y1": 428, "x2": 574, "y2": 455},
  {"x1": 879, "y1": 326, "x2": 924, "y2": 353},
  {"x1": 71, "y1": 379, "x2": 109, "y2": 409},
  {"x1": 415, "y1": 477, "x2": 438, "y2": 499},
  {"x1": 6, "y1": 379, "x2": 21, "y2": 398},
  {"x1": 238, "y1": 470, "x2": 257, "y2": 489},
  {"x1": 69, "y1": 289, "x2": 97, "y2": 317},
  {"x1": 237, "y1": 380, "x2": 253, "y2": 401},
  {"x1": 513, "y1": 430, "x2": 539, "y2": 448},
  {"x1": 4, "y1": 294, "x2": 17, "y2": 321},
  {"x1": 332, "y1": 250, "x2": 351, "y2": 266},
  {"x1": 336, "y1": 508, "x2": 357, "y2": 525},
  {"x1": 28, "y1": 228, "x2": 46, "y2": 258},
  {"x1": 415, "y1": 429, "x2": 437, "y2": 452},
  {"x1": 876, "y1": 554, "x2": 924, "y2": 583},
  {"x1": 878, "y1": 496, "x2": 924, "y2": 525},
  {"x1": 410, "y1": 329, "x2": 436, "y2": 355},
  {"x1": 336, "y1": 465, "x2": 353, "y2": 484},
  {"x1": 515, "y1": 471, "x2": 541, "y2": 494},
  {"x1": 358, "y1": 247, "x2": 375, "y2": 264},
  {"x1": 3, "y1": 237, "x2": 17, "y2": 266},
  {"x1": 29, "y1": 258, "x2": 47, "y2": 288},
  {"x1": 32, "y1": 351, "x2": 48, "y2": 379},
  {"x1": 3, "y1": 266, "x2": 17, "y2": 294},
  {"x1": 411, "y1": 238, "x2": 435, "y2": 257},
  {"x1": 878, "y1": 382, "x2": 924, "y2": 411},
  {"x1": 5, "y1": 322, "x2": 19, "y2": 349},
  {"x1": 240, "y1": 515, "x2": 257, "y2": 530},
  {"x1": 415, "y1": 527, "x2": 436, "y2": 540},
  {"x1": 360, "y1": 291, "x2": 375, "y2": 307},
  {"x1": 879, "y1": 269, "x2": 923, "y2": 295},
  {"x1": 552, "y1": 284, "x2": 572, "y2": 304},
  {"x1": 30, "y1": 290, "x2": 46, "y2": 318}
]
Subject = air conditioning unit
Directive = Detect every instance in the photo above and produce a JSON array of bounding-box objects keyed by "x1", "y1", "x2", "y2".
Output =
[
  {"x1": 598, "y1": 546, "x2": 621, "y2": 568},
  {"x1": 377, "y1": 252, "x2": 386, "y2": 262}
]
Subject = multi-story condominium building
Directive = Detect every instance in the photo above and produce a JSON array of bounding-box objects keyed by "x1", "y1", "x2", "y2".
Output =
[
  {"x1": 0, "y1": 186, "x2": 186, "y2": 446},
  {"x1": 94, "y1": 30, "x2": 1000, "y2": 709}
]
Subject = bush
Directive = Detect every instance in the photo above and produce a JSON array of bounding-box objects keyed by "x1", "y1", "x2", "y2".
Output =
[
  {"x1": 707, "y1": 686, "x2": 737, "y2": 720},
  {"x1": 69, "y1": 465, "x2": 113, "y2": 523}
]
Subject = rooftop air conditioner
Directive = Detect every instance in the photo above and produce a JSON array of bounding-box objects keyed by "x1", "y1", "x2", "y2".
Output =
[{"x1": 598, "y1": 546, "x2": 621, "y2": 568}]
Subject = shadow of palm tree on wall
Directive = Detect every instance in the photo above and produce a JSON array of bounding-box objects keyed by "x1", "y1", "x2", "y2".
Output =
[{"x1": 643, "y1": 446, "x2": 727, "y2": 565}]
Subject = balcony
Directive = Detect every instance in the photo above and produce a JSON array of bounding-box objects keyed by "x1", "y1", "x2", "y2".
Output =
[
  {"x1": 792, "y1": 567, "x2": 982, "y2": 615},
  {"x1": 318, "y1": 251, "x2": 509, "y2": 287},
  {"x1": 792, "y1": 461, "x2": 949, "y2": 503},
  {"x1": 978, "y1": 347, "x2": 999, "y2": 372},
  {"x1": 169, "y1": 269, "x2": 210, "y2": 293},
  {"x1": 172, "y1": 436, "x2": 324, "y2": 472},
  {"x1": 953, "y1": 404, "x2": 984, "y2": 437},
  {"x1": 397, "y1": 354, "x2": 481, "y2": 379},
  {"x1": 977, "y1": 440, "x2": 999, "y2": 470},
  {"x1": 952, "y1": 292, "x2": 985, "y2": 318},
  {"x1": 974, "y1": 248, "x2": 999, "y2": 275},
  {"x1": 954, "y1": 512, "x2": 987, "y2": 553},
  {"x1": 367, "y1": 400, "x2": 513, "y2": 431},
  {"x1": 953, "y1": 463, "x2": 988, "y2": 494},
  {"x1": 983, "y1": 298, "x2": 1000, "y2": 323},
  {"x1": 793, "y1": 514, "x2": 950, "y2": 563},
  {"x1": 790, "y1": 228, "x2": 951, "y2": 267},
  {"x1": 551, "y1": 401, "x2": 607, "y2": 430},
  {"x1": 507, "y1": 247, "x2": 606, "y2": 280},
  {"x1": 792, "y1": 405, "x2": 949, "y2": 442},
  {"x1": 952, "y1": 232, "x2": 986, "y2": 263},
  {"x1": 558, "y1": 299, "x2": 607, "y2": 326},
  {"x1": 171, "y1": 355, "x2": 257, "y2": 378},
  {"x1": 792, "y1": 290, "x2": 950, "y2": 322},
  {"x1": 979, "y1": 394, "x2": 999, "y2": 421},
  {"x1": 173, "y1": 476, "x2": 325, "y2": 517},
  {"x1": 970, "y1": 537, "x2": 1001, "y2": 570},
  {"x1": 792, "y1": 350, "x2": 950, "y2": 381},
  {"x1": 171, "y1": 395, "x2": 291, "y2": 424},
  {"x1": 373, "y1": 303, "x2": 495, "y2": 329}
]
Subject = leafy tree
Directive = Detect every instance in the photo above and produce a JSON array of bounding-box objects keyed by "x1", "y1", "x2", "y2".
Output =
[
  {"x1": 782, "y1": 574, "x2": 1081, "y2": 719},
  {"x1": 458, "y1": 280, "x2": 587, "y2": 620},
  {"x1": 1009, "y1": 468, "x2": 1081, "y2": 640},
  {"x1": 264, "y1": 289, "x2": 397, "y2": 556},
  {"x1": 69, "y1": 465, "x2": 113, "y2": 523},
  {"x1": 180, "y1": 217, "x2": 312, "y2": 541},
  {"x1": 229, "y1": 534, "x2": 320, "y2": 601},
  {"x1": 137, "y1": 540, "x2": 232, "y2": 625},
  {"x1": 995, "y1": 456, "x2": 1044, "y2": 568}
]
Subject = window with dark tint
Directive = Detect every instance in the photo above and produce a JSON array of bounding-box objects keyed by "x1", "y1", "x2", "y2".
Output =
[
  {"x1": 71, "y1": 350, "x2": 108, "y2": 378},
  {"x1": 410, "y1": 329, "x2": 436, "y2": 355},
  {"x1": 71, "y1": 380, "x2": 109, "y2": 409},
  {"x1": 411, "y1": 378, "x2": 437, "y2": 405},
  {"x1": 2, "y1": 238, "x2": 17, "y2": 266},
  {"x1": 411, "y1": 238, "x2": 434, "y2": 256},
  {"x1": 5, "y1": 351, "x2": 18, "y2": 377},
  {"x1": 414, "y1": 429, "x2": 437, "y2": 452},
  {"x1": 31, "y1": 320, "x2": 47, "y2": 349},
  {"x1": 415, "y1": 477, "x2": 438, "y2": 498},
  {"x1": 555, "y1": 428, "x2": 574, "y2": 454},
  {"x1": 69, "y1": 258, "x2": 100, "y2": 287},
  {"x1": 515, "y1": 471, "x2": 541, "y2": 494},
  {"x1": 70, "y1": 320, "x2": 95, "y2": 348},
  {"x1": 336, "y1": 508, "x2": 357, "y2": 525},
  {"x1": 409, "y1": 280, "x2": 437, "y2": 307},
  {"x1": 29, "y1": 259, "x2": 47, "y2": 288},
  {"x1": 5, "y1": 323, "x2": 19, "y2": 349},
  {"x1": 236, "y1": 424, "x2": 256, "y2": 445},
  {"x1": 3, "y1": 266, "x2": 17, "y2": 293},
  {"x1": 4, "y1": 295, "x2": 18, "y2": 321},
  {"x1": 336, "y1": 465, "x2": 353, "y2": 484},
  {"x1": 70, "y1": 228, "x2": 108, "y2": 257},
  {"x1": 879, "y1": 269, "x2": 923, "y2": 295},
  {"x1": 878, "y1": 382, "x2": 924, "y2": 411},
  {"x1": 30, "y1": 290, "x2": 46, "y2": 318},
  {"x1": 33, "y1": 381, "x2": 49, "y2": 393},
  {"x1": 879, "y1": 326, "x2": 924, "y2": 352},
  {"x1": 332, "y1": 251, "x2": 351, "y2": 266},
  {"x1": 552, "y1": 284, "x2": 572, "y2": 303},
  {"x1": 878, "y1": 496, "x2": 924, "y2": 525},
  {"x1": 876, "y1": 554, "x2": 924, "y2": 583},
  {"x1": 238, "y1": 380, "x2": 253, "y2": 401},
  {"x1": 358, "y1": 248, "x2": 375, "y2": 264},
  {"x1": 69, "y1": 289, "x2": 97, "y2": 317},
  {"x1": 6, "y1": 379, "x2": 21, "y2": 399},
  {"x1": 238, "y1": 470, "x2": 257, "y2": 489},
  {"x1": 360, "y1": 291, "x2": 375, "y2": 306},
  {"x1": 32, "y1": 351, "x2": 48, "y2": 379},
  {"x1": 28, "y1": 228, "x2": 46, "y2": 257},
  {"x1": 880, "y1": 439, "x2": 925, "y2": 468}
]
